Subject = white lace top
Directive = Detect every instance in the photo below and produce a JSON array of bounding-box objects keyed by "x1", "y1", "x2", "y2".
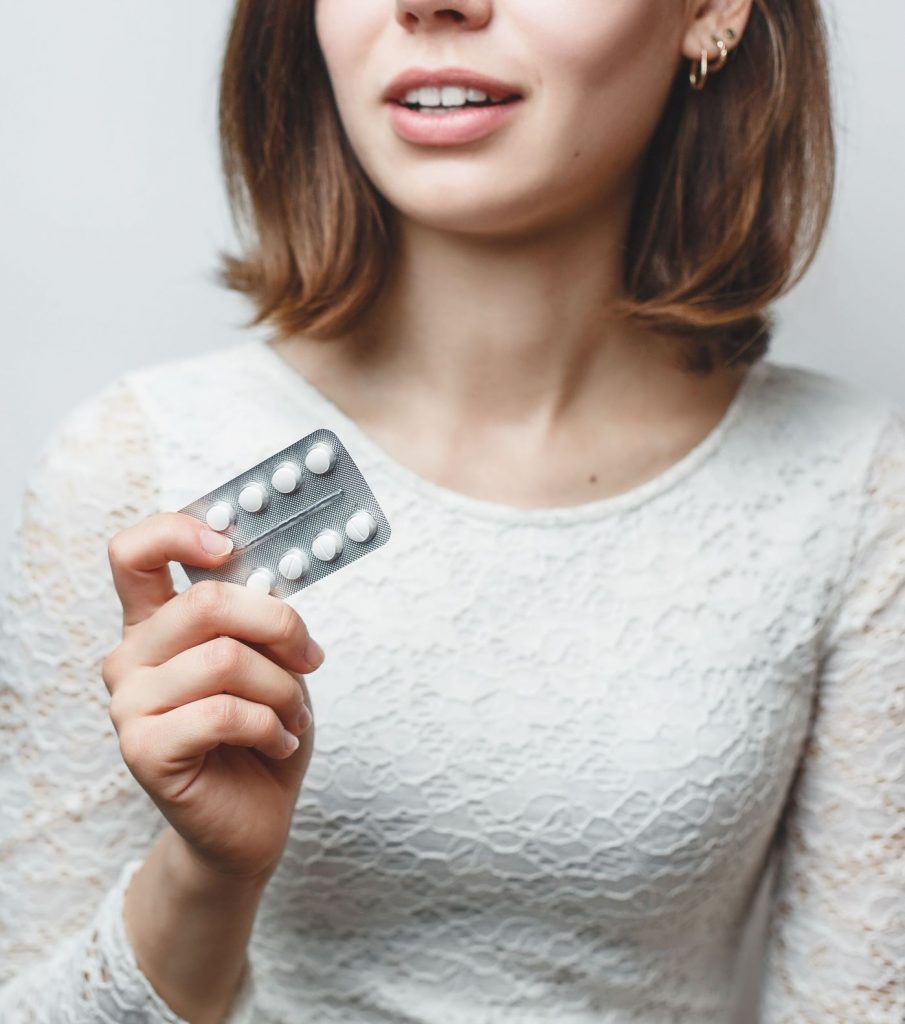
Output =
[{"x1": 1, "y1": 337, "x2": 903, "y2": 1024}]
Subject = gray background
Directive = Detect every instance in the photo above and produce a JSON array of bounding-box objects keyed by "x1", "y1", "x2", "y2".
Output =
[{"x1": 1, "y1": 3, "x2": 902, "y2": 1020}]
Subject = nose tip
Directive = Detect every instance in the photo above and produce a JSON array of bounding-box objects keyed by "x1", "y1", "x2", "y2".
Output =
[{"x1": 395, "y1": 0, "x2": 492, "y2": 33}]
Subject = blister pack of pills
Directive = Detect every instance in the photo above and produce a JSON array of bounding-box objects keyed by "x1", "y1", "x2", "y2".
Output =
[{"x1": 176, "y1": 428, "x2": 391, "y2": 599}]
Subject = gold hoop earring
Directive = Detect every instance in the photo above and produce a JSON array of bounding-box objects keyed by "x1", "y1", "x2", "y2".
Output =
[
  {"x1": 689, "y1": 28, "x2": 736, "y2": 90},
  {"x1": 689, "y1": 48, "x2": 708, "y2": 90}
]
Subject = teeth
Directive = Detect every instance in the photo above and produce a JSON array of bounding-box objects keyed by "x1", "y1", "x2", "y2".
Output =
[
  {"x1": 441, "y1": 85, "x2": 467, "y2": 106},
  {"x1": 402, "y1": 85, "x2": 494, "y2": 108},
  {"x1": 413, "y1": 86, "x2": 441, "y2": 106}
]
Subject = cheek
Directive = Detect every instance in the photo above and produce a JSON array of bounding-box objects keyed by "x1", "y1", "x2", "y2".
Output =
[
  {"x1": 314, "y1": 0, "x2": 382, "y2": 111},
  {"x1": 516, "y1": 0, "x2": 682, "y2": 163},
  {"x1": 514, "y1": 0, "x2": 678, "y2": 79}
]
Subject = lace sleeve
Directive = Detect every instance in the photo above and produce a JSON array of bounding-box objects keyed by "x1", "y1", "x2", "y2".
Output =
[
  {"x1": 758, "y1": 410, "x2": 905, "y2": 1022},
  {"x1": 0, "y1": 378, "x2": 256, "y2": 1023}
]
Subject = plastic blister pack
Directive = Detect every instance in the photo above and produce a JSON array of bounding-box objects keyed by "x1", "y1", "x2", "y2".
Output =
[{"x1": 177, "y1": 428, "x2": 391, "y2": 599}]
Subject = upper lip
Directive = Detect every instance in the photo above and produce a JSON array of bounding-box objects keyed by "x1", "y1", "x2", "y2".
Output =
[{"x1": 382, "y1": 66, "x2": 524, "y2": 104}]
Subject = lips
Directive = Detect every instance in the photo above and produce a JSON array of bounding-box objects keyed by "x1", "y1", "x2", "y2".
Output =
[
  {"x1": 382, "y1": 66, "x2": 524, "y2": 105},
  {"x1": 386, "y1": 99, "x2": 523, "y2": 146}
]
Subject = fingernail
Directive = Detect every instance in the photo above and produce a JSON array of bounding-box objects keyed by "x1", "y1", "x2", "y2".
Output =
[
  {"x1": 282, "y1": 729, "x2": 300, "y2": 753},
  {"x1": 200, "y1": 528, "x2": 234, "y2": 556},
  {"x1": 296, "y1": 706, "x2": 313, "y2": 734},
  {"x1": 304, "y1": 636, "x2": 325, "y2": 667}
]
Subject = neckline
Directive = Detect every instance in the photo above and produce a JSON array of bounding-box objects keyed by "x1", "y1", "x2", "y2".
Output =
[{"x1": 250, "y1": 335, "x2": 767, "y2": 527}]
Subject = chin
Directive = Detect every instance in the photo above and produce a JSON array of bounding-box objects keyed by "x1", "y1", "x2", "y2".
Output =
[{"x1": 385, "y1": 185, "x2": 562, "y2": 239}]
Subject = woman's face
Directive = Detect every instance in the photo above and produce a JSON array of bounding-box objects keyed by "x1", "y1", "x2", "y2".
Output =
[{"x1": 315, "y1": 0, "x2": 695, "y2": 238}]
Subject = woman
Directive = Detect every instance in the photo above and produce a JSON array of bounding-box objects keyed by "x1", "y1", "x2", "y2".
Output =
[{"x1": 1, "y1": 1, "x2": 902, "y2": 1021}]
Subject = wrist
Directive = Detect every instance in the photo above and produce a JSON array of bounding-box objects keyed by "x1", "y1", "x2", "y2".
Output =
[
  {"x1": 123, "y1": 829, "x2": 266, "y2": 1024},
  {"x1": 161, "y1": 826, "x2": 274, "y2": 900}
]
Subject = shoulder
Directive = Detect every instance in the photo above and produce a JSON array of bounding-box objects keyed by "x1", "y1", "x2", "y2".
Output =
[
  {"x1": 756, "y1": 357, "x2": 900, "y2": 436},
  {"x1": 754, "y1": 361, "x2": 905, "y2": 631},
  {"x1": 724, "y1": 361, "x2": 903, "y2": 593},
  {"x1": 31, "y1": 374, "x2": 151, "y2": 487},
  {"x1": 112, "y1": 338, "x2": 328, "y2": 510},
  {"x1": 14, "y1": 376, "x2": 162, "y2": 576},
  {"x1": 120, "y1": 338, "x2": 267, "y2": 419},
  {"x1": 37, "y1": 341, "x2": 261, "y2": 451},
  {"x1": 749, "y1": 358, "x2": 903, "y2": 478},
  {"x1": 23, "y1": 341, "x2": 268, "y2": 521}
]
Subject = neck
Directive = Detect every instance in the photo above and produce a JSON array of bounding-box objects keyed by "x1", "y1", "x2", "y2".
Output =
[{"x1": 333, "y1": 196, "x2": 683, "y2": 438}]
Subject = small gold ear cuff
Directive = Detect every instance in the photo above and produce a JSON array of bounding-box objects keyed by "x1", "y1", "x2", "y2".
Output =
[{"x1": 689, "y1": 28, "x2": 737, "y2": 91}]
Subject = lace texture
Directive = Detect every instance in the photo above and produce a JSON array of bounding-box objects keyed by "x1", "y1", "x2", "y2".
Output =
[
  {"x1": 0, "y1": 379, "x2": 255, "y2": 1023},
  {"x1": 0, "y1": 340, "x2": 902, "y2": 1023},
  {"x1": 758, "y1": 410, "x2": 905, "y2": 1021}
]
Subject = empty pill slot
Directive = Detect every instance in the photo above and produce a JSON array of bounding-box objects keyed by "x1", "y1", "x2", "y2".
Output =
[{"x1": 233, "y1": 488, "x2": 345, "y2": 555}]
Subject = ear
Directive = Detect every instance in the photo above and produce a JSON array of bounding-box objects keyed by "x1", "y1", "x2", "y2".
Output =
[{"x1": 680, "y1": 0, "x2": 754, "y2": 64}]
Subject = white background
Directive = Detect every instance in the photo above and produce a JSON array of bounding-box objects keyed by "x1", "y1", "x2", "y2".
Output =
[{"x1": 1, "y1": 3, "x2": 903, "y2": 1020}]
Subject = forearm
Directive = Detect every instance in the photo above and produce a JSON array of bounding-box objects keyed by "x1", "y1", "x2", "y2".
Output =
[{"x1": 123, "y1": 826, "x2": 268, "y2": 1024}]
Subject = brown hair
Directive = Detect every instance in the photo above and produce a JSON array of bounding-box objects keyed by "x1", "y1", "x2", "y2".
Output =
[{"x1": 216, "y1": 0, "x2": 836, "y2": 375}]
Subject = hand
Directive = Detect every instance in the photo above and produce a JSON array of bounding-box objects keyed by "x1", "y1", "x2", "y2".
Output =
[{"x1": 102, "y1": 513, "x2": 326, "y2": 884}]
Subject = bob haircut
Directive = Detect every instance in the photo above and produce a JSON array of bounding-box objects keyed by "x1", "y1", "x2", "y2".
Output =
[{"x1": 216, "y1": 0, "x2": 836, "y2": 376}]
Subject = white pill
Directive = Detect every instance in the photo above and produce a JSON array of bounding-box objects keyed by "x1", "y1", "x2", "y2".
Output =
[
  {"x1": 345, "y1": 510, "x2": 377, "y2": 543},
  {"x1": 311, "y1": 529, "x2": 343, "y2": 561},
  {"x1": 238, "y1": 482, "x2": 269, "y2": 513},
  {"x1": 246, "y1": 567, "x2": 276, "y2": 594},
  {"x1": 271, "y1": 461, "x2": 303, "y2": 494},
  {"x1": 205, "y1": 501, "x2": 235, "y2": 532},
  {"x1": 278, "y1": 547, "x2": 310, "y2": 581},
  {"x1": 304, "y1": 442, "x2": 336, "y2": 475}
]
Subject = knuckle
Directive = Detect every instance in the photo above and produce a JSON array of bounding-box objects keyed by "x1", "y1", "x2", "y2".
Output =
[
  {"x1": 117, "y1": 721, "x2": 147, "y2": 767},
  {"x1": 187, "y1": 579, "x2": 229, "y2": 624},
  {"x1": 256, "y1": 704, "x2": 279, "y2": 737},
  {"x1": 106, "y1": 531, "x2": 130, "y2": 570},
  {"x1": 101, "y1": 649, "x2": 122, "y2": 692},
  {"x1": 275, "y1": 604, "x2": 302, "y2": 647},
  {"x1": 285, "y1": 676, "x2": 305, "y2": 714},
  {"x1": 205, "y1": 692, "x2": 244, "y2": 731},
  {"x1": 107, "y1": 688, "x2": 128, "y2": 730},
  {"x1": 203, "y1": 636, "x2": 245, "y2": 676}
]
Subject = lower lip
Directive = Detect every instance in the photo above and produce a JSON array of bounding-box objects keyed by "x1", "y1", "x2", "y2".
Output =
[{"x1": 386, "y1": 100, "x2": 523, "y2": 146}]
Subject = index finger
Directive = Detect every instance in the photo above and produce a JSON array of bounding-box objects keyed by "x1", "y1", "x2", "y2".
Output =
[
  {"x1": 123, "y1": 580, "x2": 323, "y2": 678},
  {"x1": 107, "y1": 512, "x2": 235, "y2": 628}
]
